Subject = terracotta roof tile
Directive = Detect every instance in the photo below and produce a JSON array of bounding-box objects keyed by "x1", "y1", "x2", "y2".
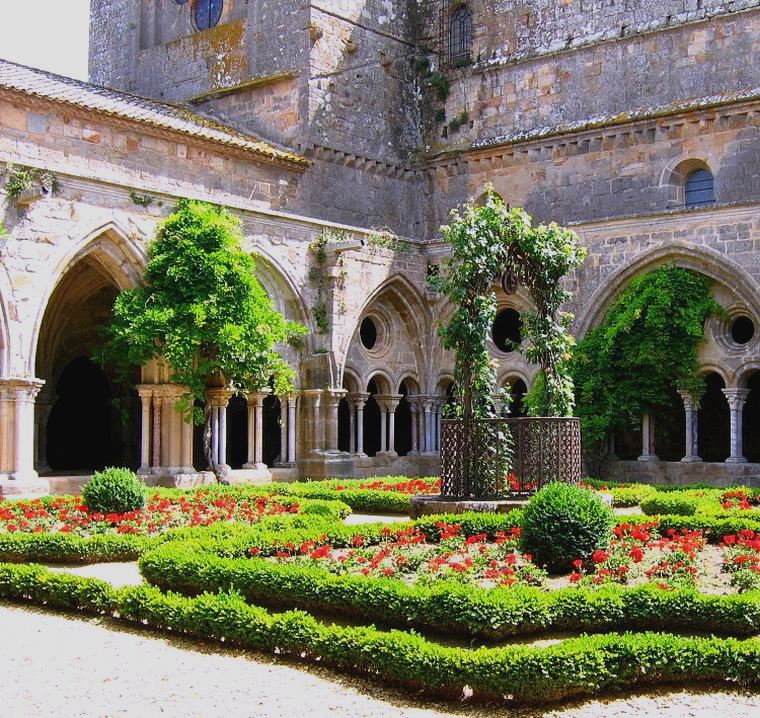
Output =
[{"x1": 0, "y1": 58, "x2": 307, "y2": 166}]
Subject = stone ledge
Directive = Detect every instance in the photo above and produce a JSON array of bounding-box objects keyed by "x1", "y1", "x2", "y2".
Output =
[{"x1": 0, "y1": 478, "x2": 51, "y2": 499}]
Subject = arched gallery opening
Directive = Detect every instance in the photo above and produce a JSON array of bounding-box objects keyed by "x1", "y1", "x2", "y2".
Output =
[
  {"x1": 507, "y1": 378, "x2": 527, "y2": 417},
  {"x1": 653, "y1": 388, "x2": 686, "y2": 462},
  {"x1": 698, "y1": 372, "x2": 730, "y2": 462},
  {"x1": 394, "y1": 379, "x2": 415, "y2": 457},
  {"x1": 36, "y1": 253, "x2": 140, "y2": 473},
  {"x1": 363, "y1": 378, "x2": 382, "y2": 457},
  {"x1": 743, "y1": 371, "x2": 760, "y2": 463}
]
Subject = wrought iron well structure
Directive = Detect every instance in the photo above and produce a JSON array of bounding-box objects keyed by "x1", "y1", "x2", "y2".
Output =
[{"x1": 440, "y1": 417, "x2": 582, "y2": 498}]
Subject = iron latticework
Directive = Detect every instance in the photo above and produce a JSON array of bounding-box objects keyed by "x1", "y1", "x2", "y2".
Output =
[{"x1": 440, "y1": 417, "x2": 582, "y2": 498}]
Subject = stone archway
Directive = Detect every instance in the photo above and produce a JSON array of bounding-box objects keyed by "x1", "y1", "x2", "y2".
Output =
[{"x1": 35, "y1": 249, "x2": 141, "y2": 474}]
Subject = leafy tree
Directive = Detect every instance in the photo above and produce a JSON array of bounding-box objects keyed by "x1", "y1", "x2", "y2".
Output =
[
  {"x1": 572, "y1": 265, "x2": 721, "y2": 452},
  {"x1": 101, "y1": 199, "x2": 305, "y2": 478}
]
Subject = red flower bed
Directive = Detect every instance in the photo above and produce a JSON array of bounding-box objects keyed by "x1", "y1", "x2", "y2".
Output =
[
  {"x1": 333, "y1": 478, "x2": 441, "y2": 494},
  {"x1": 0, "y1": 492, "x2": 298, "y2": 537}
]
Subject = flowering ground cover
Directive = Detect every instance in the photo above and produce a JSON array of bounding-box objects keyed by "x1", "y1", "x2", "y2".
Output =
[
  {"x1": 259, "y1": 518, "x2": 755, "y2": 595},
  {"x1": 0, "y1": 491, "x2": 300, "y2": 538}
]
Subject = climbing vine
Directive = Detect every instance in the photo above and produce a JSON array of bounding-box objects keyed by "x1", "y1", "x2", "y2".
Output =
[
  {"x1": 572, "y1": 266, "x2": 722, "y2": 450},
  {"x1": 433, "y1": 189, "x2": 587, "y2": 419}
]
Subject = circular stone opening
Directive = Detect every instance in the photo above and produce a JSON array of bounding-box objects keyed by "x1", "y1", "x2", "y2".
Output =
[
  {"x1": 193, "y1": 0, "x2": 224, "y2": 31},
  {"x1": 731, "y1": 316, "x2": 755, "y2": 345},
  {"x1": 492, "y1": 308, "x2": 522, "y2": 352},
  {"x1": 360, "y1": 317, "x2": 378, "y2": 350}
]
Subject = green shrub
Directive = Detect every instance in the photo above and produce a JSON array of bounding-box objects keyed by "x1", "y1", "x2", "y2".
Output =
[
  {"x1": 608, "y1": 485, "x2": 658, "y2": 507},
  {"x1": 521, "y1": 483, "x2": 615, "y2": 572},
  {"x1": 640, "y1": 494, "x2": 700, "y2": 516},
  {"x1": 81, "y1": 467, "x2": 146, "y2": 514}
]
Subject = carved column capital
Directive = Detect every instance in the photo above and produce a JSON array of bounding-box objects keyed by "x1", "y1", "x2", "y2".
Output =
[{"x1": 722, "y1": 388, "x2": 750, "y2": 411}]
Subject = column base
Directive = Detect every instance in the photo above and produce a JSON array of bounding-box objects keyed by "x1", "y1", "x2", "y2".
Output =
[
  {"x1": 243, "y1": 462, "x2": 268, "y2": 470},
  {"x1": 377, "y1": 450, "x2": 398, "y2": 459},
  {"x1": 137, "y1": 466, "x2": 152, "y2": 477},
  {"x1": 726, "y1": 457, "x2": 748, "y2": 464},
  {"x1": 680, "y1": 456, "x2": 703, "y2": 464},
  {"x1": 637, "y1": 454, "x2": 660, "y2": 462},
  {"x1": 0, "y1": 477, "x2": 50, "y2": 499}
]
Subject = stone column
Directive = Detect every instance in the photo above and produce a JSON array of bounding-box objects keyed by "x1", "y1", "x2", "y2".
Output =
[
  {"x1": 678, "y1": 390, "x2": 702, "y2": 463},
  {"x1": 287, "y1": 395, "x2": 298, "y2": 464},
  {"x1": 300, "y1": 389, "x2": 323, "y2": 453},
  {"x1": 244, "y1": 390, "x2": 269, "y2": 470},
  {"x1": 137, "y1": 386, "x2": 153, "y2": 475},
  {"x1": 151, "y1": 394, "x2": 163, "y2": 473},
  {"x1": 180, "y1": 401, "x2": 194, "y2": 472},
  {"x1": 323, "y1": 389, "x2": 346, "y2": 453},
  {"x1": 433, "y1": 399, "x2": 445, "y2": 453},
  {"x1": 351, "y1": 393, "x2": 369, "y2": 456},
  {"x1": 385, "y1": 395, "x2": 401, "y2": 455},
  {"x1": 278, "y1": 398, "x2": 288, "y2": 465},
  {"x1": 348, "y1": 399, "x2": 356, "y2": 454},
  {"x1": 0, "y1": 379, "x2": 48, "y2": 496},
  {"x1": 637, "y1": 412, "x2": 658, "y2": 462},
  {"x1": 408, "y1": 397, "x2": 420, "y2": 454},
  {"x1": 34, "y1": 389, "x2": 52, "y2": 474},
  {"x1": 164, "y1": 391, "x2": 180, "y2": 472},
  {"x1": 379, "y1": 403, "x2": 388, "y2": 453},
  {"x1": 206, "y1": 388, "x2": 232, "y2": 473},
  {"x1": 723, "y1": 389, "x2": 749, "y2": 464},
  {"x1": 423, "y1": 398, "x2": 434, "y2": 455}
]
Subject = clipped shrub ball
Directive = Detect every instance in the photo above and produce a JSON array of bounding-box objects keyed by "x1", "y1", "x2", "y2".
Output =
[
  {"x1": 640, "y1": 494, "x2": 699, "y2": 517},
  {"x1": 81, "y1": 467, "x2": 146, "y2": 514},
  {"x1": 521, "y1": 482, "x2": 615, "y2": 572}
]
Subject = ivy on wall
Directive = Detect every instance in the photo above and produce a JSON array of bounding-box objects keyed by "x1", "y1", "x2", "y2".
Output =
[{"x1": 572, "y1": 266, "x2": 722, "y2": 449}]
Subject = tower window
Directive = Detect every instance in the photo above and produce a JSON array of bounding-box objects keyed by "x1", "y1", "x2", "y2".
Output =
[
  {"x1": 449, "y1": 7, "x2": 473, "y2": 65},
  {"x1": 684, "y1": 168, "x2": 715, "y2": 208},
  {"x1": 193, "y1": 0, "x2": 224, "y2": 31}
]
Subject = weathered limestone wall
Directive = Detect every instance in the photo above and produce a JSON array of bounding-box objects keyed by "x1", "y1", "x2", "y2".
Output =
[
  {"x1": 424, "y1": 98, "x2": 760, "y2": 229},
  {"x1": 428, "y1": 7, "x2": 760, "y2": 152}
]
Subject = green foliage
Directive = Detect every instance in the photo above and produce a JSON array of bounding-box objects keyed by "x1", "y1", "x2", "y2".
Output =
[
  {"x1": 448, "y1": 112, "x2": 469, "y2": 132},
  {"x1": 573, "y1": 266, "x2": 722, "y2": 447},
  {"x1": 433, "y1": 189, "x2": 587, "y2": 421},
  {"x1": 81, "y1": 468, "x2": 146, "y2": 514},
  {"x1": 521, "y1": 483, "x2": 615, "y2": 572},
  {"x1": 607, "y1": 485, "x2": 658, "y2": 507},
  {"x1": 3, "y1": 162, "x2": 59, "y2": 206},
  {"x1": 140, "y1": 543, "x2": 760, "y2": 640},
  {"x1": 640, "y1": 494, "x2": 701, "y2": 517},
  {"x1": 101, "y1": 200, "x2": 305, "y2": 409},
  {"x1": 428, "y1": 71, "x2": 450, "y2": 101},
  {"x1": 5, "y1": 564, "x2": 760, "y2": 704}
]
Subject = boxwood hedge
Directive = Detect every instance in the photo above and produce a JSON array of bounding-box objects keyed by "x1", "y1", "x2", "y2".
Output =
[{"x1": 1, "y1": 562, "x2": 760, "y2": 705}]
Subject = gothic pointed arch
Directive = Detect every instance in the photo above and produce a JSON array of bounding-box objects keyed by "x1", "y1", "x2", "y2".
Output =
[
  {"x1": 576, "y1": 242, "x2": 760, "y2": 337},
  {"x1": 250, "y1": 247, "x2": 310, "y2": 328}
]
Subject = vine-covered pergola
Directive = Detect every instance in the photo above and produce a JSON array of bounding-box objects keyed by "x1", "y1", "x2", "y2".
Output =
[{"x1": 432, "y1": 189, "x2": 587, "y2": 498}]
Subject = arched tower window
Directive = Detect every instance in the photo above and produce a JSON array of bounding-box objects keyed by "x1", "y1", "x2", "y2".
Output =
[
  {"x1": 684, "y1": 168, "x2": 715, "y2": 208},
  {"x1": 193, "y1": 0, "x2": 224, "y2": 32},
  {"x1": 449, "y1": 6, "x2": 473, "y2": 65}
]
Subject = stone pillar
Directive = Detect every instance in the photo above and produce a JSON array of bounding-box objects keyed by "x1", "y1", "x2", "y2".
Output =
[
  {"x1": 300, "y1": 389, "x2": 323, "y2": 453},
  {"x1": 34, "y1": 389, "x2": 52, "y2": 474},
  {"x1": 0, "y1": 379, "x2": 48, "y2": 497},
  {"x1": 324, "y1": 389, "x2": 346, "y2": 453},
  {"x1": 433, "y1": 399, "x2": 445, "y2": 453},
  {"x1": 351, "y1": 393, "x2": 369, "y2": 456},
  {"x1": 164, "y1": 391, "x2": 180, "y2": 471},
  {"x1": 151, "y1": 394, "x2": 163, "y2": 473},
  {"x1": 206, "y1": 388, "x2": 232, "y2": 474},
  {"x1": 637, "y1": 412, "x2": 658, "y2": 462},
  {"x1": 375, "y1": 395, "x2": 400, "y2": 455},
  {"x1": 678, "y1": 390, "x2": 702, "y2": 463},
  {"x1": 409, "y1": 397, "x2": 420, "y2": 454},
  {"x1": 723, "y1": 389, "x2": 749, "y2": 464},
  {"x1": 287, "y1": 395, "x2": 298, "y2": 464},
  {"x1": 423, "y1": 398, "x2": 434, "y2": 455},
  {"x1": 137, "y1": 386, "x2": 153, "y2": 475},
  {"x1": 180, "y1": 401, "x2": 194, "y2": 472},
  {"x1": 244, "y1": 390, "x2": 269, "y2": 470},
  {"x1": 279, "y1": 398, "x2": 288, "y2": 465}
]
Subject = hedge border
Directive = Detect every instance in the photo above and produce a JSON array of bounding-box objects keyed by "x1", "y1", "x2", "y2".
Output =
[{"x1": 1, "y1": 563, "x2": 759, "y2": 706}]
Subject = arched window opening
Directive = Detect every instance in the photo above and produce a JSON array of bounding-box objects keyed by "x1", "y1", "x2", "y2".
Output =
[
  {"x1": 731, "y1": 316, "x2": 755, "y2": 345},
  {"x1": 360, "y1": 317, "x2": 378, "y2": 350},
  {"x1": 193, "y1": 0, "x2": 223, "y2": 31},
  {"x1": 227, "y1": 394, "x2": 248, "y2": 470},
  {"x1": 363, "y1": 379, "x2": 382, "y2": 457},
  {"x1": 653, "y1": 388, "x2": 686, "y2": 462},
  {"x1": 698, "y1": 372, "x2": 729, "y2": 462},
  {"x1": 492, "y1": 308, "x2": 522, "y2": 352},
  {"x1": 684, "y1": 168, "x2": 715, "y2": 208},
  {"x1": 338, "y1": 396, "x2": 351, "y2": 453},
  {"x1": 449, "y1": 6, "x2": 473, "y2": 65},
  {"x1": 395, "y1": 380, "x2": 413, "y2": 457}
]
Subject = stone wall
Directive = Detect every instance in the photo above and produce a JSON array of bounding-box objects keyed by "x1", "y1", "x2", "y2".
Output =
[{"x1": 432, "y1": 8, "x2": 760, "y2": 150}]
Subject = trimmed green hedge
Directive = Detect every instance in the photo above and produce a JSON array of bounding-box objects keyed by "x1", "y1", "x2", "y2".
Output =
[
  {"x1": 139, "y1": 542, "x2": 760, "y2": 640},
  {"x1": 1, "y1": 562, "x2": 760, "y2": 705}
]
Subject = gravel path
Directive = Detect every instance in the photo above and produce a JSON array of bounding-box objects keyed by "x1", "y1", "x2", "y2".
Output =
[{"x1": 1, "y1": 603, "x2": 759, "y2": 718}]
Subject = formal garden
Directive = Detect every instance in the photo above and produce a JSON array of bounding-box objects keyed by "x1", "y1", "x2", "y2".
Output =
[{"x1": 1, "y1": 194, "x2": 759, "y2": 707}]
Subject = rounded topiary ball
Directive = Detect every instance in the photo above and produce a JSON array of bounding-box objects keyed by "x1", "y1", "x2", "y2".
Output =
[
  {"x1": 81, "y1": 467, "x2": 146, "y2": 514},
  {"x1": 521, "y1": 482, "x2": 615, "y2": 572}
]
